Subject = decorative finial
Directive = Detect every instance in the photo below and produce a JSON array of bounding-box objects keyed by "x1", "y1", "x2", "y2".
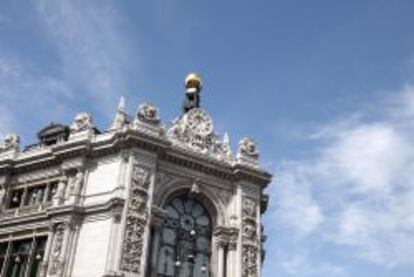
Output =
[
  {"x1": 223, "y1": 132, "x2": 232, "y2": 158},
  {"x1": 109, "y1": 96, "x2": 129, "y2": 131},
  {"x1": 185, "y1": 73, "x2": 203, "y2": 93},
  {"x1": 118, "y1": 96, "x2": 126, "y2": 112},
  {"x1": 183, "y1": 73, "x2": 202, "y2": 113}
]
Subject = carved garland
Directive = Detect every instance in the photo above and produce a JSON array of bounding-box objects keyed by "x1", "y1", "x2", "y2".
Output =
[
  {"x1": 49, "y1": 223, "x2": 66, "y2": 276},
  {"x1": 120, "y1": 165, "x2": 150, "y2": 273},
  {"x1": 242, "y1": 198, "x2": 259, "y2": 277}
]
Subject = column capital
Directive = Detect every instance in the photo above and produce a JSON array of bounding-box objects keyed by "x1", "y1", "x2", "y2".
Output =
[
  {"x1": 213, "y1": 226, "x2": 239, "y2": 249},
  {"x1": 150, "y1": 205, "x2": 167, "y2": 227}
]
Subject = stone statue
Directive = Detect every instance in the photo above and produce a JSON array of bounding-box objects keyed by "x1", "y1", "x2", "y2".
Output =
[
  {"x1": 70, "y1": 112, "x2": 94, "y2": 133},
  {"x1": 238, "y1": 137, "x2": 259, "y2": 159},
  {"x1": 0, "y1": 133, "x2": 20, "y2": 153},
  {"x1": 53, "y1": 176, "x2": 67, "y2": 206},
  {"x1": 0, "y1": 185, "x2": 5, "y2": 208},
  {"x1": 137, "y1": 103, "x2": 159, "y2": 124}
]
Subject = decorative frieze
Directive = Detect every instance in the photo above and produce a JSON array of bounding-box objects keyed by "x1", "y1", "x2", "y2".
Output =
[
  {"x1": 120, "y1": 165, "x2": 150, "y2": 274},
  {"x1": 242, "y1": 198, "x2": 259, "y2": 277}
]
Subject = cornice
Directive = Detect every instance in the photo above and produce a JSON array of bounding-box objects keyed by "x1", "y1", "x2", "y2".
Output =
[
  {"x1": 0, "y1": 127, "x2": 272, "y2": 188},
  {"x1": 0, "y1": 197, "x2": 125, "y2": 234}
]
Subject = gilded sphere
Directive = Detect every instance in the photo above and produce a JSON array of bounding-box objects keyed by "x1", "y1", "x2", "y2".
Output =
[{"x1": 185, "y1": 73, "x2": 203, "y2": 90}]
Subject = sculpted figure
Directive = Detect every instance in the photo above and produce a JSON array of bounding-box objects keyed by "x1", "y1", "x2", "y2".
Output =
[
  {"x1": 0, "y1": 133, "x2": 20, "y2": 153},
  {"x1": 0, "y1": 185, "x2": 5, "y2": 208},
  {"x1": 137, "y1": 103, "x2": 159, "y2": 123},
  {"x1": 53, "y1": 176, "x2": 67, "y2": 206},
  {"x1": 72, "y1": 170, "x2": 84, "y2": 196},
  {"x1": 70, "y1": 112, "x2": 93, "y2": 133},
  {"x1": 238, "y1": 137, "x2": 259, "y2": 159}
]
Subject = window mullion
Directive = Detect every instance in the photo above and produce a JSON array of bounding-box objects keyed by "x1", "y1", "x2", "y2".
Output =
[
  {"x1": 23, "y1": 237, "x2": 36, "y2": 277},
  {"x1": 20, "y1": 187, "x2": 28, "y2": 208},
  {"x1": 0, "y1": 240, "x2": 12, "y2": 276}
]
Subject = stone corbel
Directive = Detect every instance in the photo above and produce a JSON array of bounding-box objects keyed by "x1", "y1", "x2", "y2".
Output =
[
  {"x1": 111, "y1": 198, "x2": 125, "y2": 223},
  {"x1": 150, "y1": 205, "x2": 167, "y2": 227}
]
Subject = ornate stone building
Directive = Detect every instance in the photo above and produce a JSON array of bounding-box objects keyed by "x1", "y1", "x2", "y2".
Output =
[{"x1": 0, "y1": 74, "x2": 271, "y2": 277}]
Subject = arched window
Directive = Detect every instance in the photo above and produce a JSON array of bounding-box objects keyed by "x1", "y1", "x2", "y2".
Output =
[{"x1": 157, "y1": 195, "x2": 212, "y2": 277}]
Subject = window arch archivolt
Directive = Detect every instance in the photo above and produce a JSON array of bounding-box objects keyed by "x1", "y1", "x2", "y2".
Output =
[{"x1": 153, "y1": 179, "x2": 228, "y2": 227}]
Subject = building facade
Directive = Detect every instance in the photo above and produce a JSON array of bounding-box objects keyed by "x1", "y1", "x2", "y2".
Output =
[{"x1": 0, "y1": 74, "x2": 271, "y2": 277}]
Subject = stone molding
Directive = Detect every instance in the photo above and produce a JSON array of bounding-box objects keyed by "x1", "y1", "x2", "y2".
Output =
[
  {"x1": 213, "y1": 226, "x2": 239, "y2": 250},
  {"x1": 120, "y1": 164, "x2": 150, "y2": 274}
]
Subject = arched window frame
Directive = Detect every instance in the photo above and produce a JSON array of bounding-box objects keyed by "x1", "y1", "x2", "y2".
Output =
[{"x1": 148, "y1": 185, "x2": 224, "y2": 277}]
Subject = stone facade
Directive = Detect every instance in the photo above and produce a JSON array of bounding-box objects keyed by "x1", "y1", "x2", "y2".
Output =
[{"x1": 0, "y1": 74, "x2": 271, "y2": 277}]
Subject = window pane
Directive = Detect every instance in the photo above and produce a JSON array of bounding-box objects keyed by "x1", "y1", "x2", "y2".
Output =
[
  {"x1": 8, "y1": 189, "x2": 24, "y2": 209},
  {"x1": 7, "y1": 239, "x2": 32, "y2": 277},
  {"x1": 157, "y1": 196, "x2": 211, "y2": 277},
  {"x1": 29, "y1": 237, "x2": 47, "y2": 277},
  {"x1": 47, "y1": 182, "x2": 58, "y2": 202},
  {"x1": 25, "y1": 186, "x2": 46, "y2": 206},
  {"x1": 0, "y1": 242, "x2": 7, "y2": 275}
]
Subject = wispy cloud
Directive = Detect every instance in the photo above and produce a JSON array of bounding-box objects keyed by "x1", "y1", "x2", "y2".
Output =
[
  {"x1": 0, "y1": 1, "x2": 134, "y2": 142},
  {"x1": 0, "y1": 53, "x2": 73, "y2": 139},
  {"x1": 268, "y1": 84, "x2": 414, "y2": 271},
  {"x1": 33, "y1": 0, "x2": 133, "y2": 114}
]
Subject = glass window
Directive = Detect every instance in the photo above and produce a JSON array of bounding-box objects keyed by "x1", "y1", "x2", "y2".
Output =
[
  {"x1": 0, "y1": 236, "x2": 47, "y2": 277},
  {"x1": 25, "y1": 185, "x2": 46, "y2": 206},
  {"x1": 29, "y1": 237, "x2": 46, "y2": 277},
  {"x1": 8, "y1": 189, "x2": 24, "y2": 209},
  {"x1": 157, "y1": 196, "x2": 212, "y2": 277},
  {"x1": 47, "y1": 182, "x2": 58, "y2": 202},
  {"x1": 0, "y1": 242, "x2": 8, "y2": 274},
  {"x1": 6, "y1": 239, "x2": 32, "y2": 277}
]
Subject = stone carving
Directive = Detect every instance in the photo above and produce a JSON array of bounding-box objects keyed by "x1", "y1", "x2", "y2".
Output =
[
  {"x1": 137, "y1": 103, "x2": 160, "y2": 124},
  {"x1": 49, "y1": 223, "x2": 66, "y2": 276},
  {"x1": 223, "y1": 132, "x2": 232, "y2": 158},
  {"x1": 66, "y1": 170, "x2": 84, "y2": 203},
  {"x1": 0, "y1": 133, "x2": 20, "y2": 153},
  {"x1": 242, "y1": 198, "x2": 259, "y2": 277},
  {"x1": 214, "y1": 226, "x2": 239, "y2": 250},
  {"x1": 53, "y1": 176, "x2": 67, "y2": 206},
  {"x1": 242, "y1": 244, "x2": 259, "y2": 277},
  {"x1": 110, "y1": 96, "x2": 129, "y2": 130},
  {"x1": 168, "y1": 108, "x2": 232, "y2": 161},
  {"x1": 238, "y1": 138, "x2": 259, "y2": 159},
  {"x1": 70, "y1": 112, "x2": 94, "y2": 133},
  {"x1": 120, "y1": 165, "x2": 150, "y2": 274},
  {"x1": 0, "y1": 185, "x2": 5, "y2": 208}
]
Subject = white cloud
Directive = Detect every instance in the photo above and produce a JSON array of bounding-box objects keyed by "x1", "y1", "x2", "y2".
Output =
[
  {"x1": 271, "y1": 85, "x2": 414, "y2": 268},
  {"x1": 0, "y1": 1, "x2": 133, "y2": 141},
  {"x1": 268, "y1": 248, "x2": 346, "y2": 277},
  {"x1": 33, "y1": 0, "x2": 133, "y2": 114},
  {"x1": 0, "y1": 54, "x2": 73, "y2": 137}
]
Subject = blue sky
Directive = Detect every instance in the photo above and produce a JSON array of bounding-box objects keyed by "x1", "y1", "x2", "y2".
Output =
[{"x1": 1, "y1": 1, "x2": 414, "y2": 276}]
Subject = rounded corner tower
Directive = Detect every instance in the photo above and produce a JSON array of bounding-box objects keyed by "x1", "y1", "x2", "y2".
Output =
[{"x1": 0, "y1": 73, "x2": 272, "y2": 277}]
